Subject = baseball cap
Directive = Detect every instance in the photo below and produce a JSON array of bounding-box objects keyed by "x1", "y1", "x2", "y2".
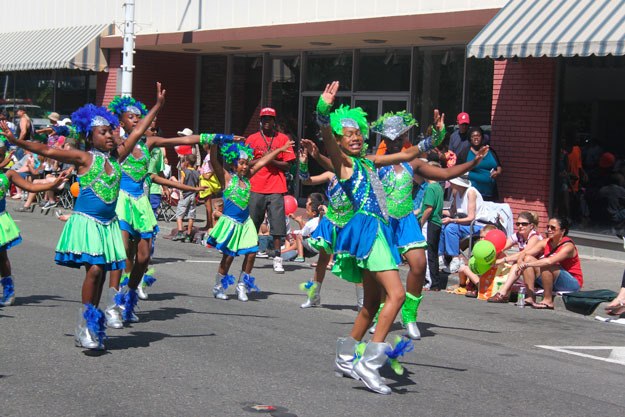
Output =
[
  {"x1": 260, "y1": 107, "x2": 276, "y2": 117},
  {"x1": 457, "y1": 112, "x2": 470, "y2": 125},
  {"x1": 177, "y1": 128, "x2": 193, "y2": 136}
]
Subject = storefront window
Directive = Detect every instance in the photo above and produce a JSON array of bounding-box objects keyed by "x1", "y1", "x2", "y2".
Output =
[
  {"x1": 270, "y1": 56, "x2": 300, "y2": 138},
  {"x1": 465, "y1": 58, "x2": 494, "y2": 128},
  {"x1": 556, "y1": 56, "x2": 625, "y2": 234},
  {"x1": 413, "y1": 47, "x2": 465, "y2": 134},
  {"x1": 305, "y1": 52, "x2": 352, "y2": 91},
  {"x1": 356, "y1": 49, "x2": 411, "y2": 92},
  {"x1": 231, "y1": 56, "x2": 263, "y2": 136},
  {"x1": 0, "y1": 70, "x2": 96, "y2": 129}
]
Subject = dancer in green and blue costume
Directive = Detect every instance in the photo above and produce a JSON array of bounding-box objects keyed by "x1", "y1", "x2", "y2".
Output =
[
  {"x1": 371, "y1": 110, "x2": 488, "y2": 340},
  {"x1": 0, "y1": 82, "x2": 164, "y2": 350},
  {"x1": 106, "y1": 96, "x2": 235, "y2": 323},
  {"x1": 297, "y1": 138, "x2": 364, "y2": 309},
  {"x1": 0, "y1": 134, "x2": 68, "y2": 308},
  {"x1": 208, "y1": 139, "x2": 293, "y2": 301}
]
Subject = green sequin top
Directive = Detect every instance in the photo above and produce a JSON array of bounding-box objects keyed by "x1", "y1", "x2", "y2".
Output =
[
  {"x1": 325, "y1": 175, "x2": 354, "y2": 228},
  {"x1": 79, "y1": 152, "x2": 122, "y2": 204},
  {"x1": 224, "y1": 174, "x2": 250, "y2": 210},
  {"x1": 0, "y1": 172, "x2": 9, "y2": 201},
  {"x1": 120, "y1": 140, "x2": 150, "y2": 182},
  {"x1": 378, "y1": 162, "x2": 414, "y2": 219}
]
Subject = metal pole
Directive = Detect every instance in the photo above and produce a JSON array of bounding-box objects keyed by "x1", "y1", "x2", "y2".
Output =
[{"x1": 121, "y1": 0, "x2": 136, "y2": 97}]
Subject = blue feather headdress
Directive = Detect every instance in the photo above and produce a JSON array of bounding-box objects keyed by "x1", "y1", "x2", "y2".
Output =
[
  {"x1": 70, "y1": 104, "x2": 119, "y2": 137},
  {"x1": 107, "y1": 96, "x2": 148, "y2": 117}
]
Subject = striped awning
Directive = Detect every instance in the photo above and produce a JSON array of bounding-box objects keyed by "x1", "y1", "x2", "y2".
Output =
[
  {"x1": 0, "y1": 24, "x2": 113, "y2": 72},
  {"x1": 467, "y1": 0, "x2": 625, "y2": 58}
]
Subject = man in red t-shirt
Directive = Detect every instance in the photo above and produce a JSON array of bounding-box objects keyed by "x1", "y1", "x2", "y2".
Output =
[{"x1": 246, "y1": 107, "x2": 296, "y2": 273}]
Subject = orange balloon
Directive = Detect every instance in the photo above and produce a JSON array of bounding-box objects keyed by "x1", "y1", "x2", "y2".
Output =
[{"x1": 70, "y1": 182, "x2": 80, "y2": 198}]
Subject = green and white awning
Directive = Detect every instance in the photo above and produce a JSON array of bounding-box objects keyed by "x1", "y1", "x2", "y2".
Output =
[
  {"x1": 0, "y1": 24, "x2": 113, "y2": 72},
  {"x1": 467, "y1": 0, "x2": 625, "y2": 58}
]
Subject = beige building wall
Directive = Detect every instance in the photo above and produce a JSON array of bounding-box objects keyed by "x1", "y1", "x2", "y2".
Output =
[{"x1": 1, "y1": 0, "x2": 506, "y2": 34}]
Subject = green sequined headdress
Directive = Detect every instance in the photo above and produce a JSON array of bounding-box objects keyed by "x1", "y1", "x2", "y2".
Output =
[
  {"x1": 370, "y1": 111, "x2": 418, "y2": 141},
  {"x1": 329, "y1": 105, "x2": 369, "y2": 139},
  {"x1": 107, "y1": 96, "x2": 148, "y2": 117},
  {"x1": 220, "y1": 143, "x2": 254, "y2": 165}
]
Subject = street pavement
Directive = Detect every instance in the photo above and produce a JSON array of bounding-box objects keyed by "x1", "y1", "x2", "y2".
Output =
[{"x1": 1, "y1": 200, "x2": 625, "y2": 417}]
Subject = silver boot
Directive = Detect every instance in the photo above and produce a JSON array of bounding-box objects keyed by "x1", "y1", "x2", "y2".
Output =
[
  {"x1": 212, "y1": 273, "x2": 229, "y2": 300},
  {"x1": 352, "y1": 342, "x2": 392, "y2": 395},
  {"x1": 74, "y1": 305, "x2": 104, "y2": 350},
  {"x1": 236, "y1": 272, "x2": 248, "y2": 302},
  {"x1": 334, "y1": 337, "x2": 360, "y2": 379},
  {"x1": 301, "y1": 282, "x2": 321, "y2": 308},
  {"x1": 405, "y1": 322, "x2": 421, "y2": 340},
  {"x1": 119, "y1": 287, "x2": 139, "y2": 323},
  {"x1": 356, "y1": 285, "x2": 364, "y2": 311},
  {"x1": 104, "y1": 287, "x2": 124, "y2": 329},
  {"x1": 137, "y1": 284, "x2": 148, "y2": 300}
]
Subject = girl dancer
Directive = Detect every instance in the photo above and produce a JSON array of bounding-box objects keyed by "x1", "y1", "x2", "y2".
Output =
[
  {"x1": 0, "y1": 136, "x2": 67, "y2": 307},
  {"x1": 297, "y1": 139, "x2": 364, "y2": 310},
  {"x1": 317, "y1": 81, "x2": 487, "y2": 394},
  {"x1": 371, "y1": 110, "x2": 487, "y2": 339},
  {"x1": 106, "y1": 96, "x2": 235, "y2": 323},
  {"x1": 208, "y1": 140, "x2": 293, "y2": 301},
  {"x1": 1, "y1": 82, "x2": 164, "y2": 349}
]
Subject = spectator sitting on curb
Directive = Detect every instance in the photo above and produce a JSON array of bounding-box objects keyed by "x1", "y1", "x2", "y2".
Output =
[
  {"x1": 290, "y1": 193, "x2": 325, "y2": 263},
  {"x1": 456, "y1": 225, "x2": 499, "y2": 297}
]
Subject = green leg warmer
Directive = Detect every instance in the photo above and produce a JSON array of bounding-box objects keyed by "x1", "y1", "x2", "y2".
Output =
[
  {"x1": 401, "y1": 293, "x2": 423, "y2": 324},
  {"x1": 371, "y1": 303, "x2": 384, "y2": 324}
]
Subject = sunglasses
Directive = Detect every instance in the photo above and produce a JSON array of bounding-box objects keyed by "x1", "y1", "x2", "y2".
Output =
[
  {"x1": 546, "y1": 225, "x2": 559, "y2": 231},
  {"x1": 515, "y1": 222, "x2": 530, "y2": 227}
]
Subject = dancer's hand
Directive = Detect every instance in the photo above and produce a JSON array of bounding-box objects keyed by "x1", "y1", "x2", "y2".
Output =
[
  {"x1": 0, "y1": 121, "x2": 16, "y2": 143},
  {"x1": 299, "y1": 146, "x2": 308, "y2": 163},
  {"x1": 278, "y1": 140, "x2": 295, "y2": 153},
  {"x1": 433, "y1": 109, "x2": 445, "y2": 131},
  {"x1": 233, "y1": 135, "x2": 246, "y2": 142},
  {"x1": 320, "y1": 81, "x2": 339, "y2": 106},
  {"x1": 300, "y1": 138, "x2": 319, "y2": 158},
  {"x1": 52, "y1": 172, "x2": 69, "y2": 188},
  {"x1": 155, "y1": 82, "x2": 166, "y2": 106},
  {"x1": 474, "y1": 145, "x2": 490, "y2": 163}
]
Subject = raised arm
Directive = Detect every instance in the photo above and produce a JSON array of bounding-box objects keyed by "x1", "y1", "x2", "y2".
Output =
[
  {"x1": 301, "y1": 138, "x2": 334, "y2": 172},
  {"x1": 209, "y1": 143, "x2": 225, "y2": 188},
  {"x1": 249, "y1": 141, "x2": 294, "y2": 177},
  {"x1": 317, "y1": 82, "x2": 352, "y2": 179},
  {"x1": 412, "y1": 147, "x2": 489, "y2": 181},
  {"x1": 0, "y1": 121, "x2": 87, "y2": 167},
  {"x1": 116, "y1": 82, "x2": 166, "y2": 160}
]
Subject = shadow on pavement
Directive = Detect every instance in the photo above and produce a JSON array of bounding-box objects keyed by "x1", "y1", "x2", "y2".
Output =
[
  {"x1": 421, "y1": 321, "x2": 501, "y2": 334},
  {"x1": 16, "y1": 294, "x2": 80, "y2": 307},
  {"x1": 401, "y1": 361, "x2": 468, "y2": 372},
  {"x1": 137, "y1": 307, "x2": 195, "y2": 323},
  {"x1": 86, "y1": 331, "x2": 216, "y2": 353},
  {"x1": 201, "y1": 310, "x2": 278, "y2": 319},
  {"x1": 150, "y1": 257, "x2": 187, "y2": 265},
  {"x1": 319, "y1": 304, "x2": 358, "y2": 312}
]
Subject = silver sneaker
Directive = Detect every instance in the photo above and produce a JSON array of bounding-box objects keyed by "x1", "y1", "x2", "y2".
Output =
[
  {"x1": 273, "y1": 256, "x2": 285, "y2": 274},
  {"x1": 74, "y1": 305, "x2": 105, "y2": 350},
  {"x1": 212, "y1": 272, "x2": 230, "y2": 300},
  {"x1": 405, "y1": 322, "x2": 422, "y2": 340},
  {"x1": 137, "y1": 285, "x2": 148, "y2": 300}
]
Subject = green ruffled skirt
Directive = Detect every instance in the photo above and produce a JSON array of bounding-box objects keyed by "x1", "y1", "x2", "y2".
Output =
[
  {"x1": 332, "y1": 228, "x2": 398, "y2": 283},
  {"x1": 55, "y1": 213, "x2": 127, "y2": 270},
  {"x1": 116, "y1": 190, "x2": 158, "y2": 239},
  {"x1": 206, "y1": 215, "x2": 258, "y2": 257},
  {"x1": 0, "y1": 211, "x2": 22, "y2": 251}
]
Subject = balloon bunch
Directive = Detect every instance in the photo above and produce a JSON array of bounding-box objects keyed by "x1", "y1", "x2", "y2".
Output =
[{"x1": 469, "y1": 229, "x2": 506, "y2": 275}]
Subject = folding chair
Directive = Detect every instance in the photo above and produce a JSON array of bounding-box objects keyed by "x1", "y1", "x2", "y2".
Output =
[
  {"x1": 461, "y1": 202, "x2": 513, "y2": 258},
  {"x1": 157, "y1": 193, "x2": 178, "y2": 222}
]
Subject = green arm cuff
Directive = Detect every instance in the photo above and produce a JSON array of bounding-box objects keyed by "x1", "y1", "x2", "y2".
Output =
[{"x1": 316, "y1": 96, "x2": 333, "y2": 116}]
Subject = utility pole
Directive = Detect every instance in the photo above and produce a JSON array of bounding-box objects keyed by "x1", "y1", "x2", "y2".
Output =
[{"x1": 120, "y1": 0, "x2": 136, "y2": 97}]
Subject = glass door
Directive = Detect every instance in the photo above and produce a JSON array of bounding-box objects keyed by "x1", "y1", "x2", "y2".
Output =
[{"x1": 353, "y1": 97, "x2": 409, "y2": 153}]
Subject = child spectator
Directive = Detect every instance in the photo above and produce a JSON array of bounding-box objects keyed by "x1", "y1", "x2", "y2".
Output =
[
  {"x1": 418, "y1": 161, "x2": 445, "y2": 290},
  {"x1": 173, "y1": 154, "x2": 200, "y2": 242},
  {"x1": 456, "y1": 224, "x2": 500, "y2": 297},
  {"x1": 290, "y1": 193, "x2": 325, "y2": 262}
]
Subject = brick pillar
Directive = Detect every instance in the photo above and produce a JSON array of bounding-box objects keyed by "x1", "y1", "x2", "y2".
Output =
[
  {"x1": 96, "y1": 49, "x2": 121, "y2": 106},
  {"x1": 490, "y1": 58, "x2": 557, "y2": 231}
]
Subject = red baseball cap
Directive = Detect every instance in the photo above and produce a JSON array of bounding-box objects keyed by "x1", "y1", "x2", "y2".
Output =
[
  {"x1": 260, "y1": 107, "x2": 276, "y2": 117},
  {"x1": 457, "y1": 112, "x2": 470, "y2": 124}
]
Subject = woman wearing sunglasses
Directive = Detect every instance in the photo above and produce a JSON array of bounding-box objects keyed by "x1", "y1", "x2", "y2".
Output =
[
  {"x1": 487, "y1": 212, "x2": 542, "y2": 303},
  {"x1": 489, "y1": 216, "x2": 582, "y2": 309}
]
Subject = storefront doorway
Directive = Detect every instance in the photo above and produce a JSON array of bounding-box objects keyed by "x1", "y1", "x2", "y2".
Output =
[{"x1": 353, "y1": 96, "x2": 410, "y2": 152}]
